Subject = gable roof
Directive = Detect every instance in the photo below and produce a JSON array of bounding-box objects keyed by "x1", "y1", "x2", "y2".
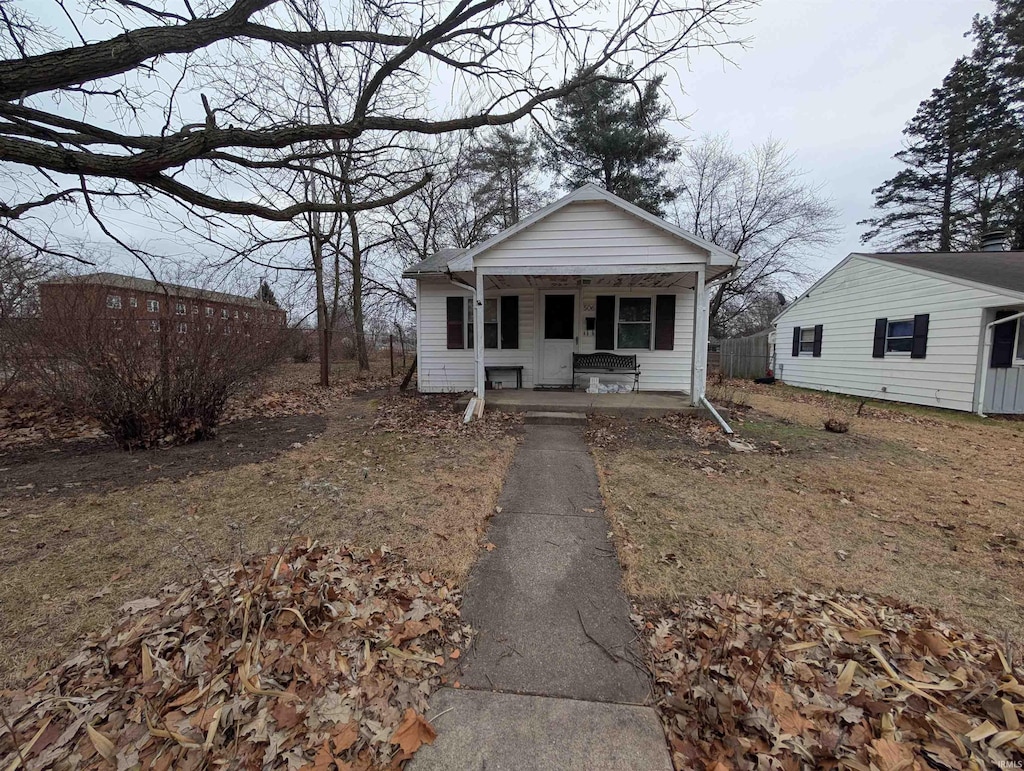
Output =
[
  {"x1": 864, "y1": 251, "x2": 1024, "y2": 295},
  {"x1": 402, "y1": 183, "x2": 739, "y2": 278},
  {"x1": 774, "y1": 250, "x2": 1024, "y2": 324}
]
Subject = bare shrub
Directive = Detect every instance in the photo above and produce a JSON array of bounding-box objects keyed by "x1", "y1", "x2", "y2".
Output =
[
  {"x1": 28, "y1": 281, "x2": 286, "y2": 449},
  {"x1": 821, "y1": 393, "x2": 851, "y2": 434}
]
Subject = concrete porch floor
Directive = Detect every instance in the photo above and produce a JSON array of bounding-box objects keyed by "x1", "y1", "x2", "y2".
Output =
[{"x1": 456, "y1": 389, "x2": 700, "y2": 417}]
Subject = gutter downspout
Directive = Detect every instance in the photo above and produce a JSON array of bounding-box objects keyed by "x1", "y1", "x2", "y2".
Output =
[
  {"x1": 976, "y1": 310, "x2": 1024, "y2": 417},
  {"x1": 700, "y1": 394, "x2": 734, "y2": 434},
  {"x1": 446, "y1": 269, "x2": 482, "y2": 420},
  {"x1": 695, "y1": 267, "x2": 742, "y2": 432}
]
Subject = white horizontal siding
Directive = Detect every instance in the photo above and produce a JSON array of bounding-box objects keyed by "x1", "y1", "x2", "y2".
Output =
[
  {"x1": 475, "y1": 200, "x2": 707, "y2": 269},
  {"x1": 578, "y1": 287, "x2": 694, "y2": 392},
  {"x1": 774, "y1": 256, "x2": 1021, "y2": 412},
  {"x1": 416, "y1": 280, "x2": 695, "y2": 393},
  {"x1": 417, "y1": 279, "x2": 537, "y2": 392}
]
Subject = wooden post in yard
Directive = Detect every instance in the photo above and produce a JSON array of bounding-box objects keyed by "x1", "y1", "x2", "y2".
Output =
[{"x1": 389, "y1": 334, "x2": 395, "y2": 376}]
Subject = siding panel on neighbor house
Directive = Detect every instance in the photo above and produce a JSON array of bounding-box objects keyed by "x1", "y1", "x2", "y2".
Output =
[
  {"x1": 473, "y1": 201, "x2": 708, "y2": 269},
  {"x1": 982, "y1": 307, "x2": 1024, "y2": 413},
  {"x1": 774, "y1": 256, "x2": 1022, "y2": 412},
  {"x1": 416, "y1": 279, "x2": 696, "y2": 392}
]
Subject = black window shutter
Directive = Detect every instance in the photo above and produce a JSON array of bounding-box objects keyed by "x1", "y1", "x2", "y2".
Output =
[
  {"x1": 446, "y1": 297, "x2": 464, "y2": 350},
  {"x1": 812, "y1": 324, "x2": 823, "y2": 357},
  {"x1": 872, "y1": 318, "x2": 887, "y2": 358},
  {"x1": 910, "y1": 314, "x2": 929, "y2": 359},
  {"x1": 654, "y1": 295, "x2": 676, "y2": 350},
  {"x1": 791, "y1": 326, "x2": 801, "y2": 357},
  {"x1": 992, "y1": 310, "x2": 1017, "y2": 368},
  {"x1": 500, "y1": 295, "x2": 519, "y2": 349},
  {"x1": 595, "y1": 296, "x2": 615, "y2": 350}
]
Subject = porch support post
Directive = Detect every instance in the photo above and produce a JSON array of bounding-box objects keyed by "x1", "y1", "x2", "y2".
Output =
[
  {"x1": 691, "y1": 265, "x2": 708, "y2": 406},
  {"x1": 474, "y1": 269, "x2": 486, "y2": 406}
]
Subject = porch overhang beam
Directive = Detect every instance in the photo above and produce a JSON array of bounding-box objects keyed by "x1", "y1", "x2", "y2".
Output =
[{"x1": 475, "y1": 263, "x2": 707, "y2": 276}]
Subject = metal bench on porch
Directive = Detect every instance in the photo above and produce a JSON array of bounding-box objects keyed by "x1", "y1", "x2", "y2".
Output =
[{"x1": 572, "y1": 352, "x2": 640, "y2": 392}]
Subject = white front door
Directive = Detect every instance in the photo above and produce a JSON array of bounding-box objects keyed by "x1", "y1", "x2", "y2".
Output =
[{"x1": 540, "y1": 293, "x2": 576, "y2": 385}]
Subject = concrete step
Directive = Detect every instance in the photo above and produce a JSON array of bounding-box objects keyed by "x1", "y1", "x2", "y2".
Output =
[{"x1": 523, "y1": 411, "x2": 587, "y2": 426}]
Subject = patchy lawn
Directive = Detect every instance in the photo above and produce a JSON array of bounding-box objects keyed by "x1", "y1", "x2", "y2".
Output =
[
  {"x1": 0, "y1": 368, "x2": 518, "y2": 685},
  {"x1": 591, "y1": 384, "x2": 1024, "y2": 643}
]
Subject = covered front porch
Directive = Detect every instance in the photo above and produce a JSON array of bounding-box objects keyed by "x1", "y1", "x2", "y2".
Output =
[{"x1": 456, "y1": 388, "x2": 699, "y2": 418}]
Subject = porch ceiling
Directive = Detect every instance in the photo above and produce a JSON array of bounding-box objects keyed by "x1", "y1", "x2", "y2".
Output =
[{"x1": 480, "y1": 273, "x2": 698, "y2": 290}]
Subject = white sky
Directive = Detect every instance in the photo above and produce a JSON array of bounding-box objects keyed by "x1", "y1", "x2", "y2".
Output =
[
  {"x1": 22, "y1": 0, "x2": 991, "y2": 295},
  {"x1": 665, "y1": 0, "x2": 989, "y2": 278}
]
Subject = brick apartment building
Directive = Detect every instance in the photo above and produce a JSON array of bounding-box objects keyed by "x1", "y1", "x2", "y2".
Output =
[{"x1": 38, "y1": 273, "x2": 286, "y2": 336}]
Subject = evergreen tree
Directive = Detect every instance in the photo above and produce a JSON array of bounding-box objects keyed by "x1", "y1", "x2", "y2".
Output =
[
  {"x1": 862, "y1": 4, "x2": 1024, "y2": 251},
  {"x1": 545, "y1": 68, "x2": 679, "y2": 215},
  {"x1": 463, "y1": 128, "x2": 544, "y2": 229},
  {"x1": 256, "y1": 279, "x2": 279, "y2": 307}
]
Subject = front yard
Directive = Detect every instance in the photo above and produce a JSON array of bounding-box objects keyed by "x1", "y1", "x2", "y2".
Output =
[
  {"x1": 591, "y1": 383, "x2": 1024, "y2": 769},
  {"x1": 0, "y1": 364, "x2": 518, "y2": 685},
  {"x1": 592, "y1": 383, "x2": 1024, "y2": 640}
]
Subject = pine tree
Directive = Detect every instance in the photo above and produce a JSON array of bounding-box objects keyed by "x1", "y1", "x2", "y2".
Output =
[
  {"x1": 256, "y1": 279, "x2": 279, "y2": 307},
  {"x1": 545, "y1": 68, "x2": 679, "y2": 215},
  {"x1": 463, "y1": 128, "x2": 543, "y2": 229},
  {"x1": 861, "y1": 5, "x2": 1023, "y2": 251}
]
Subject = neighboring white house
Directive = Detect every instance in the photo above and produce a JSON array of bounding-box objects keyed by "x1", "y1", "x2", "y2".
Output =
[
  {"x1": 402, "y1": 184, "x2": 740, "y2": 408},
  {"x1": 773, "y1": 249, "x2": 1024, "y2": 415}
]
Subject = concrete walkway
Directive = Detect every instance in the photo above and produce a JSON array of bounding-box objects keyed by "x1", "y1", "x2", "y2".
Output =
[{"x1": 411, "y1": 425, "x2": 672, "y2": 770}]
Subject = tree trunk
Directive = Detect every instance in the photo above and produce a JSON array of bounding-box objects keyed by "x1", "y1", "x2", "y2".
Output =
[
  {"x1": 310, "y1": 212, "x2": 331, "y2": 388},
  {"x1": 347, "y1": 205, "x2": 370, "y2": 371},
  {"x1": 940, "y1": 142, "x2": 955, "y2": 252}
]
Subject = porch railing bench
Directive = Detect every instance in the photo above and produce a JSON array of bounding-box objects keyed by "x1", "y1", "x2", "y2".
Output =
[
  {"x1": 484, "y1": 365, "x2": 524, "y2": 390},
  {"x1": 571, "y1": 353, "x2": 640, "y2": 392}
]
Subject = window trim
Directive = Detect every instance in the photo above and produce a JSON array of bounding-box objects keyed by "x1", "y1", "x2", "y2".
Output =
[
  {"x1": 147, "y1": 299, "x2": 160, "y2": 313},
  {"x1": 885, "y1": 318, "x2": 915, "y2": 355},
  {"x1": 175, "y1": 302, "x2": 186, "y2": 315},
  {"x1": 1014, "y1": 317, "x2": 1024, "y2": 366},
  {"x1": 106, "y1": 294, "x2": 122, "y2": 309},
  {"x1": 614, "y1": 296, "x2": 653, "y2": 350},
  {"x1": 799, "y1": 326, "x2": 815, "y2": 354},
  {"x1": 128, "y1": 296, "x2": 138, "y2": 308}
]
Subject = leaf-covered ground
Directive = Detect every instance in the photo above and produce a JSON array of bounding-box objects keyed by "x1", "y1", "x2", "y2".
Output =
[
  {"x1": 0, "y1": 365, "x2": 519, "y2": 684},
  {"x1": 641, "y1": 590, "x2": 1023, "y2": 770},
  {"x1": 1, "y1": 540, "x2": 467, "y2": 770}
]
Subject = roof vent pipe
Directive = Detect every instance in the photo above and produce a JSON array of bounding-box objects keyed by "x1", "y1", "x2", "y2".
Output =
[{"x1": 980, "y1": 229, "x2": 1010, "y2": 252}]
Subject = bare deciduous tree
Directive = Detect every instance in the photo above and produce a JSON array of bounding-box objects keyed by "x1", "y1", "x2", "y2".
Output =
[
  {"x1": 671, "y1": 135, "x2": 839, "y2": 336},
  {"x1": 0, "y1": 0, "x2": 753, "y2": 258}
]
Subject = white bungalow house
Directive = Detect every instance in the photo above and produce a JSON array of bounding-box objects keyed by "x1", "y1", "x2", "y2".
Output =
[
  {"x1": 402, "y1": 184, "x2": 740, "y2": 410},
  {"x1": 772, "y1": 247, "x2": 1024, "y2": 415}
]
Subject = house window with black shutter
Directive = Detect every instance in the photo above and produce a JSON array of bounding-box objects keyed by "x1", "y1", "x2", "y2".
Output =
[
  {"x1": 791, "y1": 325, "x2": 823, "y2": 357},
  {"x1": 447, "y1": 295, "x2": 519, "y2": 350},
  {"x1": 991, "y1": 309, "x2": 1022, "y2": 368},
  {"x1": 871, "y1": 314, "x2": 929, "y2": 358}
]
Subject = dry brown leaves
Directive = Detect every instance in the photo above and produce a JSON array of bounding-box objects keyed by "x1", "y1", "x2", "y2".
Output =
[
  {"x1": 0, "y1": 540, "x2": 469, "y2": 770},
  {"x1": 371, "y1": 393, "x2": 522, "y2": 440},
  {"x1": 0, "y1": 402, "x2": 104, "y2": 450},
  {"x1": 643, "y1": 590, "x2": 1024, "y2": 770}
]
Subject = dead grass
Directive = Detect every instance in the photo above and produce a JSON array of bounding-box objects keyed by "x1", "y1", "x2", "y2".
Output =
[
  {"x1": 592, "y1": 388, "x2": 1024, "y2": 643},
  {"x1": 0, "y1": 384, "x2": 516, "y2": 685}
]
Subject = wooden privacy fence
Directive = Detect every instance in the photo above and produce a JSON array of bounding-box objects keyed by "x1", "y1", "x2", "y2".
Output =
[{"x1": 711, "y1": 331, "x2": 772, "y2": 379}]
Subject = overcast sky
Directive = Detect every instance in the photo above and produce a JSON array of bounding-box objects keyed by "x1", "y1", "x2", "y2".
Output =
[
  {"x1": 665, "y1": 0, "x2": 990, "y2": 279},
  {"x1": 24, "y1": 0, "x2": 991, "y2": 294}
]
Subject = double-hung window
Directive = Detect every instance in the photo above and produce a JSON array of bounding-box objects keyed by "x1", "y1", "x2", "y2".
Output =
[
  {"x1": 175, "y1": 302, "x2": 186, "y2": 315},
  {"x1": 885, "y1": 319, "x2": 914, "y2": 354},
  {"x1": 799, "y1": 327, "x2": 815, "y2": 353},
  {"x1": 446, "y1": 295, "x2": 519, "y2": 350},
  {"x1": 616, "y1": 297, "x2": 652, "y2": 350},
  {"x1": 147, "y1": 299, "x2": 159, "y2": 313},
  {"x1": 106, "y1": 295, "x2": 122, "y2": 309}
]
